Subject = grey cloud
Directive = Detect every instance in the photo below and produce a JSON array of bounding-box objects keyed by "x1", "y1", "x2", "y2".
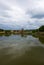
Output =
[
  {"x1": 26, "y1": 9, "x2": 44, "y2": 19},
  {"x1": 0, "y1": 2, "x2": 12, "y2": 19},
  {"x1": 0, "y1": 0, "x2": 44, "y2": 29},
  {"x1": 32, "y1": 14, "x2": 44, "y2": 19},
  {"x1": 0, "y1": 3, "x2": 11, "y2": 11},
  {"x1": 17, "y1": 0, "x2": 28, "y2": 4},
  {"x1": 0, "y1": 11, "x2": 11, "y2": 18}
]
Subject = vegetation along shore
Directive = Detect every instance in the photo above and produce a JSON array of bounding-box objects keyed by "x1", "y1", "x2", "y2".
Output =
[{"x1": 0, "y1": 25, "x2": 44, "y2": 36}]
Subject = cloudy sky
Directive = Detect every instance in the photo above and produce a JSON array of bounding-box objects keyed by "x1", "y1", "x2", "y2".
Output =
[{"x1": 0, "y1": 0, "x2": 44, "y2": 30}]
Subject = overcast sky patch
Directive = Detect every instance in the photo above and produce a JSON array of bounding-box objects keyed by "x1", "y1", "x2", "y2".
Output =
[{"x1": 0, "y1": 0, "x2": 44, "y2": 29}]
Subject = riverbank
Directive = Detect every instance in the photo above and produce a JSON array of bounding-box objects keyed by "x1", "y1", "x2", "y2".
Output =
[
  {"x1": 0, "y1": 31, "x2": 44, "y2": 37},
  {"x1": 0, "y1": 31, "x2": 44, "y2": 34}
]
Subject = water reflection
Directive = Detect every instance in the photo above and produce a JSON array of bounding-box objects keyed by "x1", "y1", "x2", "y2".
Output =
[
  {"x1": 39, "y1": 36, "x2": 44, "y2": 44},
  {"x1": 0, "y1": 34, "x2": 44, "y2": 65},
  {"x1": 32, "y1": 34, "x2": 44, "y2": 44},
  {"x1": 4, "y1": 33, "x2": 11, "y2": 37},
  {"x1": 32, "y1": 34, "x2": 38, "y2": 38},
  {"x1": 0, "y1": 33, "x2": 44, "y2": 44},
  {"x1": 0, "y1": 33, "x2": 4, "y2": 36},
  {"x1": 21, "y1": 34, "x2": 27, "y2": 37}
]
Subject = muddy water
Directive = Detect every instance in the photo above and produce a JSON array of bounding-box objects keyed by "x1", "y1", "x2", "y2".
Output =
[{"x1": 0, "y1": 34, "x2": 44, "y2": 65}]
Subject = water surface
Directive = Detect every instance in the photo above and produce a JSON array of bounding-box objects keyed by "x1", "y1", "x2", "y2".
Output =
[{"x1": 0, "y1": 34, "x2": 44, "y2": 65}]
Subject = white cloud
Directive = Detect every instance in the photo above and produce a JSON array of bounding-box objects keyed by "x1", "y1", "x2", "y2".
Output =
[{"x1": 0, "y1": 0, "x2": 44, "y2": 29}]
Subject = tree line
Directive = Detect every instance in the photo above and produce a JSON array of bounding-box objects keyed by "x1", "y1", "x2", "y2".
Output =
[{"x1": 0, "y1": 25, "x2": 44, "y2": 33}]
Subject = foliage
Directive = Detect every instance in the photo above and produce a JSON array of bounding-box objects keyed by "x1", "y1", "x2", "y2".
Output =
[
  {"x1": 5, "y1": 30, "x2": 11, "y2": 33},
  {"x1": 32, "y1": 29, "x2": 38, "y2": 33},
  {"x1": 39, "y1": 25, "x2": 44, "y2": 32},
  {"x1": 0, "y1": 29, "x2": 4, "y2": 32}
]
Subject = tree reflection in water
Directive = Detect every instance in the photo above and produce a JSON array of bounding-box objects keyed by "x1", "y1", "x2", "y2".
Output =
[
  {"x1": 0, "y1": 34, "x2": 44, "y2": 65},
  {"x1": 0, "y1": 33, "x2": 44, "y2": 44},
  {"x1": 39, "y1": 36, "x2": 44, "y2": 44}
]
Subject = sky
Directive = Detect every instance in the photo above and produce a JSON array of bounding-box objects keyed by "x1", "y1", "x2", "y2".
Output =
[{"x1": 0, "y1": 0, "x2": 44, "y2": 30}]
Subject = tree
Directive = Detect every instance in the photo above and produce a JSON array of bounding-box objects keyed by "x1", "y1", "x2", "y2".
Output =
[
  {"x1": 39, "y1": 25, "x2": 44, "y2": 32},
  {"x1": 0, "y1": 29, "x2": 4, "y2": 32}
]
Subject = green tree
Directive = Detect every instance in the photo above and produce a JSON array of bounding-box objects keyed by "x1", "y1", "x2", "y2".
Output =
[
  {"x1": 39, "y1": 25, "x2": 44, "y2": 32},
  {"x1": 0, "y1": 29, "x2": 4, "y2": 32}
]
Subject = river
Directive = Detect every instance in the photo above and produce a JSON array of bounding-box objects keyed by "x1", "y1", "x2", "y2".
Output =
[{"x1": 0, "y1": 34, "x2": 44, "y2": 65}]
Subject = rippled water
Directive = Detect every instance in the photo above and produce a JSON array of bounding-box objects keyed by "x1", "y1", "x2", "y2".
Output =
[{"x1": 0, "y1": 34, "x2": 44, "y2": 65}]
